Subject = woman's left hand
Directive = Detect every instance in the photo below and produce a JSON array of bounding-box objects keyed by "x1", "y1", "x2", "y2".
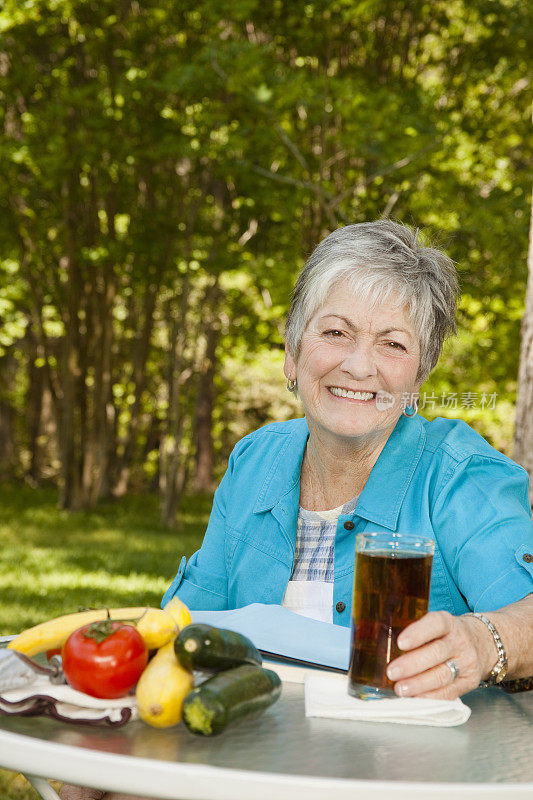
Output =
[{"x1": 385, "y1": 611, "x2": 495, "y2": 699}]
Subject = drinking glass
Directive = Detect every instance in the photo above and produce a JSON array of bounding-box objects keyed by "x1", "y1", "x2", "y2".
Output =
[{"x1": 348, "y1": 532, "x2": 435, "y2": 699}]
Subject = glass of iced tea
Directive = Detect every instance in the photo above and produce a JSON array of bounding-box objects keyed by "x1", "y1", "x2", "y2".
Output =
[{"x1": 348, "y1": 532, "x2": 434, "y2": 700}]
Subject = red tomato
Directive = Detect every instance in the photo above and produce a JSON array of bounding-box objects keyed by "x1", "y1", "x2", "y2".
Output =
[{"x1": 61, "y1": 620, "x2": 148, "y2": 699}]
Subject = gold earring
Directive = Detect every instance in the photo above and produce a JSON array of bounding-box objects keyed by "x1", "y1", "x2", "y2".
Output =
[{"x1": 286, "y1": 373, "x2": 297, "y2": 392}]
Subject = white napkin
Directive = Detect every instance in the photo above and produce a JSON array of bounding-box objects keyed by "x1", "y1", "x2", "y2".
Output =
[
  {"x1": 305, "y1": 673, "x2": 471, "y2": 727},
  {"x1": 0, "y1": 675, "x2": 138, "y2": 726}
]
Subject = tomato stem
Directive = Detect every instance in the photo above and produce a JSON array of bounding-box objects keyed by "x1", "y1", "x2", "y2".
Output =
[{"x1": 82, "y1": 619, "x2": 136, "y2": 643}]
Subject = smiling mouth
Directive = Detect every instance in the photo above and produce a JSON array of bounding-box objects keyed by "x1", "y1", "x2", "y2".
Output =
[{"x1": 328, "y1": 387, "x2": 376, "y2": 401}]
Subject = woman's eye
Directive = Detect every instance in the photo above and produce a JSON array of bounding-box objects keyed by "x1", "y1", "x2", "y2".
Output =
[
  {"x1": 386, "y1": 341, "x2": 407, "y2": 351},
  {"x1": 323, "y1": 329, "x2": 344, "y2": 337}
]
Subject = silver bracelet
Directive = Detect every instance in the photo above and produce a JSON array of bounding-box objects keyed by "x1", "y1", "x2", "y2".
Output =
[{"x1": 465, "y1": 612, "x2": 508, "y2": 686}]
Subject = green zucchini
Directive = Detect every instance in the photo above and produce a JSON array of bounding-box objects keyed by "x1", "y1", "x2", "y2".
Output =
[
  {"x1": 174, "y1": 624, "x2": 262, "y2": 672},
  {"x1": 182, "y1": 664, "x2": 282, "y2": 736}
]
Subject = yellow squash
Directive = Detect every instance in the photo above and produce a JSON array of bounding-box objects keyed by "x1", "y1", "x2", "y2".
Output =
[
  {"x1": 136, "y1": 640, "x2": 193, "y2": 727},
  {"x1": 8, "y1": 605, "x2": 183, "y2": 656},
  {"x1": 163, "y1": 596, "x2": 193, "y2": 631}
]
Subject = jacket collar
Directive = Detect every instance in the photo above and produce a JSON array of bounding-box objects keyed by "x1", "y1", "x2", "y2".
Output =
[
  {"x1": 253, "y1": 414, "x2": 426, "y2": 531},
  {"x1": 355, "y1": 413, "x2": 426, "y2": 530},
  {"x1": 253, "y1": 418, "x2": 309, "y2": 514}
]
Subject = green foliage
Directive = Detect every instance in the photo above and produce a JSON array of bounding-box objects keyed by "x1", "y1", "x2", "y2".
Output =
[{"x1": 0, "y1": 0, "x2": 530, "y2": 502}]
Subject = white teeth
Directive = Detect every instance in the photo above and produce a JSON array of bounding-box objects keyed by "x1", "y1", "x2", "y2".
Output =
[{"x1": 329, "y1": 387, "x2": 374, "y2": 400}]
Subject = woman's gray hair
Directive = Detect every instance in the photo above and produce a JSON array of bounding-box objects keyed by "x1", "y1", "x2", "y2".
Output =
[{"x1": 285, "y1": 220, "x2": 459, "y2": 381}]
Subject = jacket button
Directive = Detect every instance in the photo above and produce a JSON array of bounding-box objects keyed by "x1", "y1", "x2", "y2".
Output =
[
  {"x1": 523, "y1": 553, "x2": 533, "y2": 563},
  {"x1": 344, "y1": 520, "x2": 355, "y2": 530},
  {"x1": 336, "y1": 601, "x2": 346, "y2": 613}
]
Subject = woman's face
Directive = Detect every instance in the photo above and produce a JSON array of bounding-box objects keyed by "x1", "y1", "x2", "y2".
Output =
[{"x1": 284, "y1": 282, "x2": 421, "y2": 446}]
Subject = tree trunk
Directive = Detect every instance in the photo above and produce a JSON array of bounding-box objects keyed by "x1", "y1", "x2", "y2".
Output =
[
  {"x1": 193, "y1": 281, "x2": 221, "y2": 493},
  {"x1": 0, "y1": 355, "x2": 18, "y2": 481},
  {"x1": 513, "y1": 189, "x2": 533, "y2": 507},
  {"x1": 160, "y1": 281, "x2": 192, "y2": 527},
  {"x1": 58, "y1": 331, "x2": 82, "y2": 509},
  {"x1": 113, "y1": 274, "x2": 159, "y2": 497},
  {"x1": 58, "y1": 161, "x2": 85, "y2": 510},
  {"x1": 27, "y1": 347, "x2": 45, "y2": 484},
  {"x1": 81, "y1": 263, "x2": 117, "y2": 507}
]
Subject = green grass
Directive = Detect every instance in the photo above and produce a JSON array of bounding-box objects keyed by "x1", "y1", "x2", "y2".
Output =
[
  {"x1": 0, "y1": 772, "x2": 60, "y2": 800},
  {"x1": 0, "y1": 483, "x2": 211, "y2": 800},
  {"x1": 0, "y1": 484, "x2": 211, "y2": 635}
]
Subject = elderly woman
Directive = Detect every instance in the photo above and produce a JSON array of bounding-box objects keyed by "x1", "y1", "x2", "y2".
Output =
[
  {"x1": 60, "y1": 221, "x2": 533, "y2": 800},
  {"x1": 162, "y1": 220, "x2": 533, "y2": 699}
]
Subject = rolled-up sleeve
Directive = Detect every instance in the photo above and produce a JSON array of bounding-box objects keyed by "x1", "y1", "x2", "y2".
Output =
[
  {"x1": 161, "y1": 443, "x2": 243, "y2": 610},
  {"x1": 432, "y1": 455, "x2": 533, "y2": 612}
]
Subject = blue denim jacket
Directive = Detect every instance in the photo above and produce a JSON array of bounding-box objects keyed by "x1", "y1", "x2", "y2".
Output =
[{"x1": 162, "y1": 415, "x2": 533, "y2": 627}]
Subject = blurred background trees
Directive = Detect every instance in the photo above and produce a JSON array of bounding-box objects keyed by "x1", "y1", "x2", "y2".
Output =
[{"x1": 0, "y1": 0, "x2": 531, "y2": 521}]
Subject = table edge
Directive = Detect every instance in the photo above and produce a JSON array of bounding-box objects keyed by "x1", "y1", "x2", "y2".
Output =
[{"x1": 1, "y1": 727, "x2": 533, "y2": 800}]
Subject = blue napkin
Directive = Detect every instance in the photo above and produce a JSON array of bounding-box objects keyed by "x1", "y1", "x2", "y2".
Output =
[{"x1": 190, "y1": 604, "x2": 350, "y2": 671}]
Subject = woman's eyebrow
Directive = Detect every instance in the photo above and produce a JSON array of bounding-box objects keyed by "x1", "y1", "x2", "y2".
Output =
[
  {"x1": 379, "y1": 326, "x2": 413, "y2": 340},
  {"x1": 318, "y1": 314, "x2": 413, "y2": 340}
]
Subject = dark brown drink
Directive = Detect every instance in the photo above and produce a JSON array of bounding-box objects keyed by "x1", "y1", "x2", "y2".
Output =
[{"x1": 348, "y1": 549, "x2": 433, "y2": 697}]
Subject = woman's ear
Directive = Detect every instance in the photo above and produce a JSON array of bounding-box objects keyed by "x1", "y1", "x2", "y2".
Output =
[{"x1": 283, "y1": 346, "x2": 296, "y2": 381}]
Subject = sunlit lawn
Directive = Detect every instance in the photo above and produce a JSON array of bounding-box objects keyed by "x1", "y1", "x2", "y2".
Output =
[{"x1": 0, "y1": 483, "x2": 211, "y2": 799}]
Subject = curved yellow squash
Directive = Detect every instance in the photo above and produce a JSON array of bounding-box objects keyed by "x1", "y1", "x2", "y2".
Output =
[
  {"x1": 8, "y1": 605, "x2": 184, "y2": 656},
  {"x1": 136, "y1": 641, "x2": 193, "y2": 727}
]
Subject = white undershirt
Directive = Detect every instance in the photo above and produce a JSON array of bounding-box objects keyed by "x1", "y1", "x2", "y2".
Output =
[{"x1": 281, "y1": 504, "x2": 343, "y2": 624}]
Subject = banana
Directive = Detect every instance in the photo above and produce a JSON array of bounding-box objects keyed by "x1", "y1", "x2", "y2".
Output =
[
  {"x1": 136, "y1": 640, "x2": 193, "y2": 728},
  {"x1": 8, "y1": 605, "x2": 184, "y2": 656}
]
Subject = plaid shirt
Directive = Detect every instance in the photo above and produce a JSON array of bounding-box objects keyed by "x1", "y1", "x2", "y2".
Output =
[{"x1": 291, "y1": 496, "x2": 359, "y2": 582}]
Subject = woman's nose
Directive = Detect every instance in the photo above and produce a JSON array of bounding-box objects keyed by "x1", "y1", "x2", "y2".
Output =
[{"x1": 340, "y1": 345, "x2": 377, "y2": 379}]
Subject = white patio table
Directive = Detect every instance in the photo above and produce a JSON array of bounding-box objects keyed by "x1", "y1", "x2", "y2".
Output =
[{"x1": 1, "y1": 631, "x2": 533, "y2": 800}]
